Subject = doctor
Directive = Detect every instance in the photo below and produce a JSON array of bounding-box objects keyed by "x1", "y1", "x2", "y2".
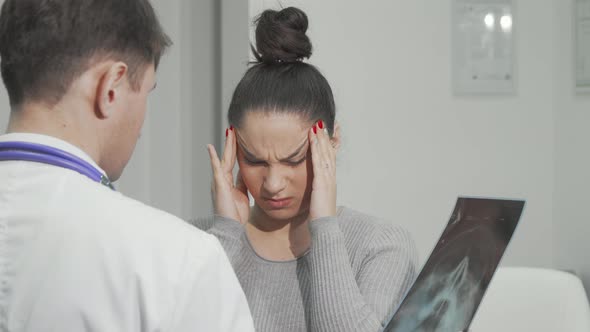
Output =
[{"x1": 0, "y1": 0, "x2": 253, "y2": 331}]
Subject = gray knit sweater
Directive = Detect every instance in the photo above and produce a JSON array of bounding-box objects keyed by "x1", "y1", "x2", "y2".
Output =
[{"x1": 190, "y1": 207, "x2": 418, "y2": 332}]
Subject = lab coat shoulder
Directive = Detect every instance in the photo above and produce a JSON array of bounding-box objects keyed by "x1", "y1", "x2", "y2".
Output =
[
  {"x1": 105, "y1": 191, "x2": 255, "y2": 331},
  {"x1": 64, "y1": 181, "x2": 219, "y2": 265},
  {"x1": 65, "y1": 183, "x2": 255, "y2": 331}
]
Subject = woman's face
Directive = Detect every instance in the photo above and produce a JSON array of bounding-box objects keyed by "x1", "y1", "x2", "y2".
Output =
[{"x1": 236, "y1": 112, "x2": 314, "y2": 221}]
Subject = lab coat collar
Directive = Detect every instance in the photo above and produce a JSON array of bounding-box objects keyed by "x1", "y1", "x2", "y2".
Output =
[{"x1": 0, "y1": 132, "x2": 109, "y2": 177}]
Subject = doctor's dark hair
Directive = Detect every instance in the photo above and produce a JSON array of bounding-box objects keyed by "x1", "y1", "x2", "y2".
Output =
[
  {"x1": 0, "y1": 0, "x2": 171, "y2": 108},
  {"x1": 228, "y1": 7, "x2": 336, "y2": 135}
]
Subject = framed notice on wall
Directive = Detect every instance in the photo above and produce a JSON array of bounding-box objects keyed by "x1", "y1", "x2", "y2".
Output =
[
  {"x1": 452, "y1": 0, "x2": 516, "y2": 95},
  {"x1": 575, "y1": 0, "x2": 590, "y2": 93}
]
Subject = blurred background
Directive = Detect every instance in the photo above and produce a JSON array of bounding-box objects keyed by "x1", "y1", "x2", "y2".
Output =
[{"x1": 0, "y1": 0, "x2": 588, "y2": 298}]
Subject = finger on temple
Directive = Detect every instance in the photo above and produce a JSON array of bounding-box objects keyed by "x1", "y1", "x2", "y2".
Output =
[
  {"x1": 309, "y1": 125, "x2": 322, "y2": 177},
  {"x1": 207, "y1": 144, "x2": 221, "y2": 167},
  {"x1": 318, "y1": 125, "x2": 333, "y2": 165},
  {"x1": 208, "y1": 144, "x2": 232, "y2": 195},
  {"x1": 229, "y1": 129, "x2": 238, "y2": 172},
  {"x1": 221, "y1": 128, "x2": 233, "y2": 172}
]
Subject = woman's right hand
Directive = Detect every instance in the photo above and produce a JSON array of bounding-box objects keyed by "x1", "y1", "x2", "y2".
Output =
[{"x1": 207, "y1": 127, "x2": 250, "y2": 225}]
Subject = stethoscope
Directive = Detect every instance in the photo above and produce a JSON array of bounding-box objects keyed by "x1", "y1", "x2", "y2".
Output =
[{"x1": 0, "y1": 141, "x2": 115, "y2": 190}]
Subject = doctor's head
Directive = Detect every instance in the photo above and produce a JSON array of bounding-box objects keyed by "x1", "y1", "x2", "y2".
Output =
[
  {"x1": 228, "y1": 7, "x2": 340, "y2": 221},
  {"x1": 0, "y1": 0, "x2": 170, "y2": 181}
]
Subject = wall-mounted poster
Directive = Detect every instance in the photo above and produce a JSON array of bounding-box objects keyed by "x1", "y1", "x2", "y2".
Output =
[
  {"x1": 452, "y1": 0, "x2": 516, "y2": 95},
  {"x1": 575, "y1": 0, "x2": 590, "y2": 93}
]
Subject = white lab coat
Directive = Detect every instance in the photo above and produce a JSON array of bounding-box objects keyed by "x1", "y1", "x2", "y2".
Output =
[{"x1": 0, "y1": 133, "x2": 254, "y2": 332}]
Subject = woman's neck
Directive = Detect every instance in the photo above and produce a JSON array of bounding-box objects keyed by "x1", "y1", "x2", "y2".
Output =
[{"x1": 246, "y1": 205, "x2": 312, "y2": 261}]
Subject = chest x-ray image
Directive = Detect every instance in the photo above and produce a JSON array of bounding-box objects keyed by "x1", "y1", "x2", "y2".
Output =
[{"x1": 383, "y1": 197, "x2": 525, "y2": 332}]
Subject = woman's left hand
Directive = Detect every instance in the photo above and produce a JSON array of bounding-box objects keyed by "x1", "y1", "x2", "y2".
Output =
[{"x1": 308, "y1": 120, "x2": 337, "y2": 220}]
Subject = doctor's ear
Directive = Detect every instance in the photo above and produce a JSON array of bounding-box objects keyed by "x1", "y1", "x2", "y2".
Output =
[{"x1": 96, "y1": 62, "x2": 128, "y2": 119}]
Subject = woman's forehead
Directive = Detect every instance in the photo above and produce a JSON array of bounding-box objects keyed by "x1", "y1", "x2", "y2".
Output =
[
  {"x1": 240, "y1": 112, "x2": 310, "y2": 138},
  {"x1": 242, "y1": 111, "x2": 310, "y2": 128},
  {"x1": 237, "y1": 113, "x2": 311, "y2": 156}
]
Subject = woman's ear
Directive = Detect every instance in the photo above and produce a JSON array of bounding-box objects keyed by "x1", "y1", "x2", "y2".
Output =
[{"x1": 331, "y1": 122, "x2": 341, "y2": 151}]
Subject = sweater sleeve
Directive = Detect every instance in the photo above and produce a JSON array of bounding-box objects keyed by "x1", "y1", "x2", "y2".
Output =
[{"x1": 305, "y1": 217, "x2": 418, "y2": 332}]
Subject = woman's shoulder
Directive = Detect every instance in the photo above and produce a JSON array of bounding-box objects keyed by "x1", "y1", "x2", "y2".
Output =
[
  {"x1": 187, "y1": 215, "x2": 215, "y2": 231},
  {"x1": 337, "y1": 206, "x2": 410, "y2": 234},
  {"x1": 336, "y1": 206, "x2": 416, "y2": 250}
]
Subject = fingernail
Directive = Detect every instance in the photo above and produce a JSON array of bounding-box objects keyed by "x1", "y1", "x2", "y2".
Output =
[
  {"x1": 313, "y1": 125, "x2": 317, "y2": 134},
  {"x1": 225, "y1": 128, "x2": 229, "y2": 137},
  {"x1": 230, "y1": 125, "x2": 234, "y2": 131},
  {"x1": 318, "y1": 120, "x2": 324, "y2": 129}
]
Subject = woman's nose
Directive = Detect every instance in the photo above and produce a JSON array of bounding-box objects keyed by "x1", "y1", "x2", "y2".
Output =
[{"x1": 262, "y1": 166, "x2": 287, "y2": 196}]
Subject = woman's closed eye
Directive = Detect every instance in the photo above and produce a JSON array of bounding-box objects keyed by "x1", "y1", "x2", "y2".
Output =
[
  {"x1": 285, "y1": 157, "x2": 306, "y2": 167},
  {"x1": 244, "y1": 158, "x2": 267, "y2": 166},
  {"x1": 243, "y1": 157, "x2": 306, "y2": 167}
]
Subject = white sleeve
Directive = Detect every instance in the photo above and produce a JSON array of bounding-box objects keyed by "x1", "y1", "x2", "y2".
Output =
[{"x1": 167, "y1": 235, "x2": 255, "y2": 332}]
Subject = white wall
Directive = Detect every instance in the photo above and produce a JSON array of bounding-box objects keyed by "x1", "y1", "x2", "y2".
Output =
[
  {"x1": 116, "y1": 0, "x2": 188, "y2": 216},
  {"x1": 119, "y1": 0, "x2": 249, "y2": 219},
  {"x1": 113, "y1": 0, "x2": 219, "y2": 219},
  {"x1": 250, "y1": 0, "x2": 555, "y2": 268},
  {"x1": 553, "y1": 0, "x2": 590, "y2": 297}
]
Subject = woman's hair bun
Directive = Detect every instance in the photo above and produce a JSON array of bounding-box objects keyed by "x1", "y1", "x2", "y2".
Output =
[{"x1": 252, "y1": 7, "x2": 312, "y2": 64}]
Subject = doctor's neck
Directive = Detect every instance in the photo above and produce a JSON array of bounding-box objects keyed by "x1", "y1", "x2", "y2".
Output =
[
  {"x1": 6, "y1": 98, "x2": 102, "y2": 165},
  {"x1": 4, "y1": 62, "x2": 120, "y2": 165}
]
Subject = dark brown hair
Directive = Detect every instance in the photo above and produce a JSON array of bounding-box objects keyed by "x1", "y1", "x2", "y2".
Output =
[
  {"x1": 228, "y1": 7, "x2": 336, "y2": 135},
  {"x1": 0, "y1": 0, "x2": 172, "y2": 107}
]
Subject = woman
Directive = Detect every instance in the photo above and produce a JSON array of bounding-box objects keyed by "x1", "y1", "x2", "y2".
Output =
[{"x1": 193, "y1": 7, "x2": 417, "y2": 332}]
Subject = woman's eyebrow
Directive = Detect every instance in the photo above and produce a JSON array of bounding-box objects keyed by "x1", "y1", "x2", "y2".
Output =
[
  {"x1": 279, "y1": 140, "x2": 308, "y2": 162},
  {"x1": 237, "y1": 141, "x2": 260, "y2": 160}
]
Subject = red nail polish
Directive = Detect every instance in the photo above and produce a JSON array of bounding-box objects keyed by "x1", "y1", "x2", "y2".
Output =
[
  {"x1": 318, "y1": 120, "x2": 324, "y2": 129},
  {"x1": 230, "y1": 125, "x2": 234, "y2": 131},
  {"x1": 313, "y1": 125, "x2": 317, "y2": 134},
  {"x1": 225, "y1": 128, "x2": 229, "y2": 137}
]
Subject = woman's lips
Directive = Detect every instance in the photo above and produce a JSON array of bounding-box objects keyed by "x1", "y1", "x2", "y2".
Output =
[{"x1": 265, "y1": 197, "x2": 292, "y2": 209}]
